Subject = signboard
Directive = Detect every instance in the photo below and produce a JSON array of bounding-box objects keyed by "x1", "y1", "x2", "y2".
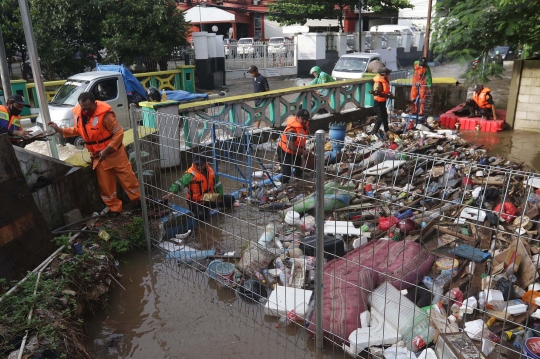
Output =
[
  {"x1": 266, "y1": 68, "x2": 280, "y2": 77},
  {"x1": 298, "y1": 51, "x2": 315, "y2": 60}
]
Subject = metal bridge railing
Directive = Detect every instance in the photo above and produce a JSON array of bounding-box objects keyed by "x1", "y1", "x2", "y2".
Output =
[
  {"x1": 132, "y1": 110, "x2": 540, "y2": 358},
  {"x1": 177, "y1": 78, "x2": 372, "y2": 133}
]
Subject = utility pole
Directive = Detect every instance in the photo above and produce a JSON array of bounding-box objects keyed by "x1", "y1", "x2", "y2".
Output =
[
  {"x1": 358, "y1": 0, "x2": 362, "y2": 52},
  {"x1": 18, "y1": 0, "x2": 59, "y2": 159},
  {"x1": 0, "y1": 26, "x2": 12, "y2": 98},
  {"x1": 423, "y1": 0, "x2": 433, "y2": 58}
]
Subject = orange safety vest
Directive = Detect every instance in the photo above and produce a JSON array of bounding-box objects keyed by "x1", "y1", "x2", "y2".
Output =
[
  {"x1": 472, "y1": 87, "x2": 492, "y2": 109},
  {"x1": 373, "y1": 74, "x2": 390, "y2": 102},
  {"x1": 72, "y1": 101, "x2": 115, "y2": 154},
  {"x1": 186, "y1": 163, "x2": 217, "y2": 202},
  {"x1": 279, "y1": 116, "x2": 309, "y2": 154},
  {"x1": 413, "y1": 63, "x2": 428, "y2": 85},
  {"x1": 0, "y1": 105, "x2": 22, "y2": 132}
]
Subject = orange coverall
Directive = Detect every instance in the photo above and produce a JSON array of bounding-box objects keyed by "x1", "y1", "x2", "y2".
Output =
[{"x1": 62, "y1": 112, "x2": 140, "y2": 212}]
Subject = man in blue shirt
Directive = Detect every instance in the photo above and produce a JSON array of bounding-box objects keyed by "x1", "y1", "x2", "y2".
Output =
[{"x1": 247, "y1": 65, "x2": 269, "y2": 128}]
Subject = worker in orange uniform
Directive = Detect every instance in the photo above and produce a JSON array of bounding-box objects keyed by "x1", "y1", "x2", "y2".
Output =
[
  {"x1": 277, "y1": 109, "x2": 310, "y2": 183},
  {"x1": 48, "y1": 92, "x2": 140, "y2": 215},
  {"x1": 164, "y1": 154, "x2": 235, "y2": 220},
  {"x1": 466, "y1": 84, "x2": 497, "y2": 120},
  {"x1": 0, "y1": 95, "x2": 32, "y2": 142},
  {"x1": 410, "y1": 56, "x2": 432, "y2": 116},
  {"x1": 367, "y1": 67, "x2": 394, "y2": 138}
]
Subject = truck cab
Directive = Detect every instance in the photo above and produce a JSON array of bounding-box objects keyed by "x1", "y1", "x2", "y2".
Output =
[{"x1": 36, "y1": 71, "x2": 130, "y2": 147}]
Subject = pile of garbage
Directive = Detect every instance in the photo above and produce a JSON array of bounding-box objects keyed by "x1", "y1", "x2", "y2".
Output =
[{"x1": 159, "y1": 119, "x2": 540, "y2": 359}]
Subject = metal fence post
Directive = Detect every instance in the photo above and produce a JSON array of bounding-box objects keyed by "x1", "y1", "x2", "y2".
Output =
[
  {"x1": 130, "y1": 105, "x2": 152, "y2": 252},
  {"x1": 314, "y1": 129, "x2": 325, "y2": 352}
]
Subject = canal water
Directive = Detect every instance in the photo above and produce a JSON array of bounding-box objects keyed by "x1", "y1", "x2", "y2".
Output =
[{"x1": 85, "y1": 251, "x2": 348, "y2": 359}]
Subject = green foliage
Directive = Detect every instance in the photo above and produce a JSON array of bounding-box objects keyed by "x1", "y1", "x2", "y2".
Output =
[
  {"x1": 269, "y1": 0, "x2": 412, "y2": 31},
  {"x1": 52, "y1": 234, "x2": 71, "y2": 248},
  {"x1": 101, "y1": 0, "x2": 190, "y2": 70},
  {"x1": 101, "y1": 216, "x2": 146, "y2": 254},
  {"x1": 461, "y1": 58, "x2": 505, "y2": 86},
  {"x1": 0, "y1": 0, "x2": 189, "y2": 80},
  {"x1": 433, "y1": 0, "x2": 540, "y2": 63}
]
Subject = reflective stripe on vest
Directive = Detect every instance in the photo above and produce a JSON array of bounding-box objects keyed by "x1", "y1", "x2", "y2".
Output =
[
  {"x1": 72, "y1": 101, "x2": 115, "y2": 154},
  {"x1": 373, "y1": 75, "x2": 390, "y2": 102},
  {"x1": 413, "y1": 63, "x2": 428, "y2": 85},
  {"x1": 472, "y1": 87, "x2": 492, "y2": 109},
  {"x1": 0, "y1": 105, "x2": 21, "y2": 132},
  {"x1": 278, "y1": 116, "x2": 309, "y2": 155},
  {"x1": 186, "y1": 164, "x2": 216, "y2": 202}
]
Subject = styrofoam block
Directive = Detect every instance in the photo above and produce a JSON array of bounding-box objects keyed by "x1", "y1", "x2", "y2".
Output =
[
  {"x1": 264, "y1": 286, "x2": 313, "y2": 318},
  {"x1": 344, "y1": 310, "x2": 400, "y2": 355},
  {"x1": 323, "y1": 220, "x2": 365, "y2": 236},
  {"x1": 364, "y1": 160, "x2": 406, "y2": 176}
]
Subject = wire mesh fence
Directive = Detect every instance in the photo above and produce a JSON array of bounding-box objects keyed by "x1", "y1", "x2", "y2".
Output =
[{"x1": 131, "y1": 107, "x2": 540, "y2": 359}]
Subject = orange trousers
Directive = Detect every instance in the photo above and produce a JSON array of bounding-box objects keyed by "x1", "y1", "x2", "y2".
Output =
[
  {"x1": 410, "y1": 84, "x2": 428, "y2": 115},
  {"x1": 94, "y1": 150, "x2": 140, "y2": 213}
]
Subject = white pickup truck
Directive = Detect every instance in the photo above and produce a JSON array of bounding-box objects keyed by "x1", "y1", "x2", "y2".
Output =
[{"x1": 36, "y1": 71, "x2": 139, "y2": 147}]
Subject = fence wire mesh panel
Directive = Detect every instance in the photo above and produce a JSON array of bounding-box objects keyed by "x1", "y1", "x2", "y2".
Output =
[{"x1": 132, "y1": 108, "x2": 540, "y2": 359}]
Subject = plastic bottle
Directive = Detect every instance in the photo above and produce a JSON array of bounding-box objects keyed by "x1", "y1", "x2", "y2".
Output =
[
  {"x1": 487, "y1": 300, "x2": 507, "y2": 311},
  {"x1": 308, "y1": 269, "x2": 316, "y2": 285},
  {"x1": 257, "y1": 223, "x2": 277, "y2": 247},
  {"x1": 404, "y1": 324, "x2": 437, "y2": 352},
  {"x1": 262, "y1": 269, "x2": 276, "y2": 286},
  {"x1": 278, "y1": 315, "x2": 291, "y2": 327},
  {"x1": 432, "y1": 272, "x2": 452, "y2": 304},
  {"x1": 161, "y1": 89, "x2": 167, "y2": 101},
  {"x1": 478, "y1": 291, "x2": 485, "y2": 311},
  {"x1": 423, "y1": 276, "x2": 434, "y2": 290}
]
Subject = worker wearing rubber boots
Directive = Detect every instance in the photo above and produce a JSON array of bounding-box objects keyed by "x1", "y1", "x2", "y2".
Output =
[
  {"x1": 165, "y1": 154, "x2": 235, "y2": 221},
  {"x1": 466, "y1": 84, "x2": 497, "y2": 120},
  {"x1": 277, "y1": 109, "x2": 310, "y2": 184},
  {"x1": 368, "y1": 67, "x2": 394, "y2": 138},
  {"x1": 0, "y1": 95, "x2": 31, "y2": 141},
  {"x1": 410, "y1": 56, "x2": 432, "y2": 116},
  {"x1": 48, "y1": 92, "x2": 140, "y2": 215}
]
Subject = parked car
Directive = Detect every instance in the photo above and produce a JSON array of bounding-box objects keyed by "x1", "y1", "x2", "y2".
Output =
[
  {"x1": 223, "y1": 38, "x2": 238, "y2": 57},
  {"x1": 488, "y1": 45, "x2": 517, "y2": 61},
  {"x1": 268, "y1": 37, "x2": 292, "y2": 55},
  {"x1": 237, "y1": 37, "x2": 262, "y2": 56},
  {"x1": 332, "y1": 53, "x2": 383, "y2": 80}
]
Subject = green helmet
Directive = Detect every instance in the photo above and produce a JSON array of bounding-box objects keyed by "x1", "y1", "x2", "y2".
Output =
[{"x1": 310, "y1": 66, "x2": 321, "y2": 76}]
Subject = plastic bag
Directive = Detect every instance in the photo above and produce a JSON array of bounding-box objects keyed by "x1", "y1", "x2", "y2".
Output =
[
  {"x1": 378, "y1": 216, "x2": 399, "y2": 231},
  {"x1": 494, "y1": 277, "x2": 513, "y2": 301},
  {"x1": 494, "y1": 202, "x2": 517, "y2": 222}
]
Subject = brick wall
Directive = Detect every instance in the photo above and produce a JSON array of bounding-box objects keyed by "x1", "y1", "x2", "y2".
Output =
[{"x1": 507, "y1": 60, "x2": 540, "y2": 130}]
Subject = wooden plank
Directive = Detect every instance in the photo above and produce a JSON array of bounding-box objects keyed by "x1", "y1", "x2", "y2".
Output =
[{"x1": 437, "y1": 227, "x2": 476, "y2": 243}]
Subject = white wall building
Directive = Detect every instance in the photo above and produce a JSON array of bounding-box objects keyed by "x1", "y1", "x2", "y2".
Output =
[{"x1": 397, "y1": 0, "x2": 437, "y2": 31}]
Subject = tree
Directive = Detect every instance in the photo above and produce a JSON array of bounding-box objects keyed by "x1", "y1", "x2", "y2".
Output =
[
  {"x1": 30, "y1": 0, "x2": 104, "y2": 80},
  {"x1": 268, "y1": 0, "x2": 412, "y2": 32},
  {"x1": 0, "y1": 0, "x2": 27, "y2": 79},
  {"x1": 433, "y1": 0, "x2": 540, "y2": 61},
  {"x1": 101, "y1": 0, "x2": 190, "y2": 71}
]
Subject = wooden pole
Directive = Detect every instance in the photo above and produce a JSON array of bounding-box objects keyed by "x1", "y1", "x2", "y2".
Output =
[{"x1": 423, "y1": 0, "x2": 433, "y2": 58}]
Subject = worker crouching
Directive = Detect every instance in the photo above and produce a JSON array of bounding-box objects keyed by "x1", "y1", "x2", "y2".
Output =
[{"x1": 165, "y1": 154, "x2": 235, "y2": 221}]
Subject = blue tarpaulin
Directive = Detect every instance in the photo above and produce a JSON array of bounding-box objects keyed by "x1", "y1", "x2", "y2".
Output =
[
  {"x1": 164, "y1": 90, "x2": 208, "y2": 102},
  {"x1": 96, "y1": 64, "x2": 147, "y2": 100}
]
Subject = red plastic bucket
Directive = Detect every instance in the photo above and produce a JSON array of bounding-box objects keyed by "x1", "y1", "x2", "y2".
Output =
[{"x1": 524, "y1": 338, "x2": 540, "y2": 359}]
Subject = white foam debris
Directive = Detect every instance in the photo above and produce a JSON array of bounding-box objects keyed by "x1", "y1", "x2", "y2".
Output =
[{"x1": 24, "y1": 142, "x2": 83, "y2": 161}]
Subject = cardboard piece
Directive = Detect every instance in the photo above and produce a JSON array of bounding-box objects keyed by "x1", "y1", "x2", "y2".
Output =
[{"x1": 492, "y1": 239, "x2": 537, "y2": 288}]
